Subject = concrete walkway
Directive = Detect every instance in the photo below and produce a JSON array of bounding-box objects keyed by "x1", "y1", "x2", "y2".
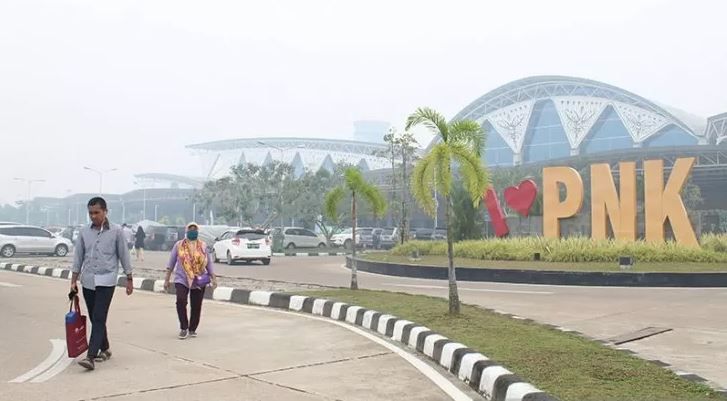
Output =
[{"x1": 0, "y1": 270, "x2": 479, "y2": 401}]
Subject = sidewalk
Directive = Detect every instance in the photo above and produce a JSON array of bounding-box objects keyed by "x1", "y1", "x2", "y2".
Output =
[{"x1": 0, "y1": 270, "x2": 477, "y2": 401}]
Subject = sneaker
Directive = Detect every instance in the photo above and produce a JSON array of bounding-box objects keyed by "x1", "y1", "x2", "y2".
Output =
[
  {"x1": 95, "y1": 350, "x2": 112, "y2": 362},
  {"x1": 189, "y1": 331, "x2": 197, "y2": 338},
  {"x1": 178, "y1": 329, "x2": 189, "y2": 339},
  {"x1": 78, "y1": 357, "x2": 95, "y2": 371}
]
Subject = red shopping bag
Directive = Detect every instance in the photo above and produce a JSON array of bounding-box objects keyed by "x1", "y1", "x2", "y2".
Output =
[{"x1": 65, "y1": 295, "x2": 88, "y2": 358}]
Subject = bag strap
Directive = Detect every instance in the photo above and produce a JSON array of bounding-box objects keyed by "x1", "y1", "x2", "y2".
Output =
[{"x1": 69, "y1": 295, "x2": 81, "y2": 313}]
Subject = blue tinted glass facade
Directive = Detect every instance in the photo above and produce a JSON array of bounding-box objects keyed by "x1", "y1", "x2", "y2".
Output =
[
  {"x1": 522, "y1": 100, "x2": 570, "y2": 163},
  {"x1": 581, "y1": 106, "x2": 632, "y2": 154},
  {"x1": 483, "y1": 120, "x2": 514, "y2": 166},
  {"x1": 644, "y1": 125, "x2": 698, "y2": 147}
]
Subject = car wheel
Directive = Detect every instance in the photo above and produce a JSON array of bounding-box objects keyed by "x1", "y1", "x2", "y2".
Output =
[
  {"x1": 286, "y1": 243, "x2": 296, "y2": 250},
  {"x1": 1, "y1": 245, "x2": 15, "y2": 258},
  {"x1": 55, "y1": 244, "x2": 69, "y2": 257},
  {"x1": 226, "y1": 251, "x2": 234, "y2": 265},
  {"x1": 212, "y1": 250, "x2": 219, "y2": 263},
  {"x1": 317, "y1": 242, "x2": 326, "y2": 248},
  {"x1": 343, "y1": 239, "x2": 352, "y2": 250},
  {"x1": 262, "y1": 258, "x2": 271, "y2": 265}
]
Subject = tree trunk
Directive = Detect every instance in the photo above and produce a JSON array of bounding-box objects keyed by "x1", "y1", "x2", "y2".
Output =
[
  {"x1": 445, "y1": 195, "x2": 460, "y2": 314},
  {"x1": 350, "y1": 192, "x2": 359, "y2": 290}
]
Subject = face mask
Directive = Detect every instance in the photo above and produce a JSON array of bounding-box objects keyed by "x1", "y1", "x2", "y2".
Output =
[{"x1": 186, "y1": 231, "x2": 199, "y2": 241}]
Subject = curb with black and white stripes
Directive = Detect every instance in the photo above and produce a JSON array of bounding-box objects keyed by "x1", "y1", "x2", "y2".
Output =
[{"x1": 2, "y1": 262, "x2": 558, "y2": 401}]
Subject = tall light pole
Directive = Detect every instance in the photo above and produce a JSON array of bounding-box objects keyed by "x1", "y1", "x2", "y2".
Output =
[
  {"x1": 14, "y1": 178, "x2": 45, "y2": 225},
  {"x1": 256, "y1": 141, "x2": 305, "y2": 226},
  {"x1": 83, "y1": 166, "x2": 118, "y2": 194}
]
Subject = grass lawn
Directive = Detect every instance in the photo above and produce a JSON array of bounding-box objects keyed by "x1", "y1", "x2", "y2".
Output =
[
  {"x1": 361, "y1": 253, "x2": 727, "y2": 273},
  {"x1": 303, "y1": 289, "x2": 723, "y2": 401}
]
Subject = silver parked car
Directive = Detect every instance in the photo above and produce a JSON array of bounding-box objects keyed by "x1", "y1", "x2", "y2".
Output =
[
  {"x1": 280, "y1": 227, "x2": 327, "y2": 249},
  {"x1": 0, "y1": 225, "x2": 74, "y2": 258}
]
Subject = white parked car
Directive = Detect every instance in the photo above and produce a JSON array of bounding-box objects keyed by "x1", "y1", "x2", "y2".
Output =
[
  {"x1": 0, "y1": 225, "x2": 74, "y2": 258},
  {"x1": 212, "y1": 229, "x2": 272, "y2": 265},
  {"x1": 281, "y1": 227, "x2": 327, "y2": 249},
  {"x1": 330, "y1": 228, "x2": 362, "y2": 249}
]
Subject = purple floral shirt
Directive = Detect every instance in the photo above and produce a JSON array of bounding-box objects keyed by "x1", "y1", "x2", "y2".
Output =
[{"x1": 167, "y1": 240, "x2": 214, "y2": 289}]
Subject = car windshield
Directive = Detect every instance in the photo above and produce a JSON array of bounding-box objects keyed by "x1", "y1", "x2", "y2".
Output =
[
  {"x1": 358, "y1": 229, "x2": 373, "y2": 235},
  {"x1": 236, "y1": 231, "x2": 266, "y2": 240},
  {"x1": 382, "y1": 229, "x2": 395, "y2": 235}
]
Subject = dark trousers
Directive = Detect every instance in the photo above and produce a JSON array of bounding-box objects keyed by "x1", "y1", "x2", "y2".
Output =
[
  {"x1": 82, "y1": 286, "x2": 115, "y2": 358},
  {"x1": 175, "y1": 284, "x2": 205, "y2": 331}
]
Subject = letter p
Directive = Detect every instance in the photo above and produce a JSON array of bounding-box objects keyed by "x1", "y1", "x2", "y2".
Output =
[{"x1": 543, "y1": 167, "x2": 584, "y2": 238}]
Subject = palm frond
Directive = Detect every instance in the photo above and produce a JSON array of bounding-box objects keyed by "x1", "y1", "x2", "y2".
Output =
[
  {"x1": 343, "y1": 167, "x2": 366, "y2": 193},
  {"x1": 431, "y1": 143, "x2": 453, "y2": 197},
  {"x1": 324, "y1": 186, "x2": 346, "y2": 223},
  {"x1": 360, "y1": 182, "x2": 388, "y2": 218},
  {"x1": 450, "y1": 143, "x2": 489, "y2": 207},
  {"x1": 405, "y1": 107, "x2": 450, "y2": 143},
  {"x1": 449, "y1": 119, "x2": 485, "y2": 158},
  {"x1": 410, "y1": 151, "x2": 438, "y2": 216}
]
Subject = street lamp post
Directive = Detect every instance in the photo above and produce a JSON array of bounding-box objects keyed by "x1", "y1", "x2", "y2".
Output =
[
  {"x1": 83, "y1": 166, "x2": 118, "y2": 194},
  {"x1": 154, "y1": 204, "x2": 158, "y2": 222},
  {"x1": 14, "y1": 178, "x2": 45, "y2": 225}
]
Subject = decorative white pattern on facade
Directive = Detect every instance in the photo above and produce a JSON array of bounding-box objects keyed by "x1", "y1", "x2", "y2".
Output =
[
  {"x1": 482, "y1": 101, "x2": 535, "y2": 153},
  {"x1": 613, "y1": 102, "x2": 670, "y2": 142},
  {"x1": 552, "y1": 97, "x2": 608, "y2": 149},
  {"x1": 706, "y1": 114, "x2": 727, "y2": 145}
]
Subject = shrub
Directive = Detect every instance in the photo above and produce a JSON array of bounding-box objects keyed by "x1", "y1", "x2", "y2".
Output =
[
  {"x1": 701, "y1": 233, "x2": 727, "y2": 253},
  {"x1": 391, "y1": 236, "x2": 727, "y2": 263}
]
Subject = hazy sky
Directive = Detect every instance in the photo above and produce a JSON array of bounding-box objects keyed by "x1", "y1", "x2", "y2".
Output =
[{"x1": 1, "y1": 0, "x2": 726, "y2": 204}]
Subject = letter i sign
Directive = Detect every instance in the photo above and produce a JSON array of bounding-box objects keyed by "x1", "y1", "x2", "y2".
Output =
[{"x1": 484, "y1": 179, "x2": 538, "y2": 237}]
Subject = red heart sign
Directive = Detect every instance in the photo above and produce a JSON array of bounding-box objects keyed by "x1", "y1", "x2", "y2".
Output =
[{"x1": 504, "y1": 179, "x2": 538, "y2": 217}]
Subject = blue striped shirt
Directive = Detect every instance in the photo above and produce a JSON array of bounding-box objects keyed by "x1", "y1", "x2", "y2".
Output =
[{"x1": 72, "y1": 220, "x2": 133, "y2": 290}]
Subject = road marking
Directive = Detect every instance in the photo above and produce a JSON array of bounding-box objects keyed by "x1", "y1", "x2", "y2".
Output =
[
  {"x1": 9, "y1": 339, "x2": 65, "y2": 383},
  {"x1": 0, "y1": 281, "x2": 22, "y2": 288},
  {"x1": 215, "y1": 300, "x2": 475, "y2": 401},
  {"x1": 384, "y1": 283, "x2": 553, "y2": 295},
  {"x1": 30, "y1": 355, "x2": 74, "y2": 383}
]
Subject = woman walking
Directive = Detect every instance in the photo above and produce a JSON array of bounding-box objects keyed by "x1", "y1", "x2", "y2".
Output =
[
  {"x1": 134, "y1": 226, "x2": 146, "y2": 262},
  {"x1": 164, "y1": 222, "x2": 217, "y2": 339}
]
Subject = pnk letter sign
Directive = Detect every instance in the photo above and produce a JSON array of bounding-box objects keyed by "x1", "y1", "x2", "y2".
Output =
[{"x1": 542, "y1": 157, "x2": 698, "y2": 247}]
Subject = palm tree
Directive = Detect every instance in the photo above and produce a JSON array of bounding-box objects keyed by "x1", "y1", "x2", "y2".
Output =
[
  {"x1": 324, "y1": 167, "x2": 387, "y2": 289},
  {"x1": 407, "y1": 107, "x2": 489, "y2": 314}
]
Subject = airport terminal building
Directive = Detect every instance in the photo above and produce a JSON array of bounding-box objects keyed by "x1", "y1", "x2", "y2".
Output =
[{"x1": 25, "y1": 76, "x2": 727, "y2": 232}]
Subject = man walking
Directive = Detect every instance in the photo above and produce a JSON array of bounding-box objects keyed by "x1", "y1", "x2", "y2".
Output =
[{"x1": 71, "y1": 197, "x2": 134, "y2": 370}]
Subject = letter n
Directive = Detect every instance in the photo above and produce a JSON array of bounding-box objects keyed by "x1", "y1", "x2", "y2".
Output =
[{"x1": 591, "y1": 162, "x2": 636, "y2": 241}]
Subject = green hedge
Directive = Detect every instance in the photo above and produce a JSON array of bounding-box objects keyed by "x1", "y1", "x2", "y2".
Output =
[
  {"x1": 701, "y1": 233, "x2": 727, "y2": 253},
  {"x1": 391, "y1": 236, "x2": 727, "y2": 263}
]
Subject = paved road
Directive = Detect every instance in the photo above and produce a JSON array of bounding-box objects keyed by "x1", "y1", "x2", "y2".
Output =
[
  {"x1": 7, "y1": 251, "x2": 727, "y2": 390},
  {"x1": 0, "y1": 269, "x2": 482, "y2": 401}
]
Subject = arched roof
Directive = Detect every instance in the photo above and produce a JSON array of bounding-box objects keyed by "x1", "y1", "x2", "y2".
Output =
[
  {"x1": 134, "y1": 173, "x2": 205, "y2": 188},
  {"x1": 187, "y1": 137, "x2": 389, "y2": 155},
  {"x1": 453, "y1": 76, "x2": 701, "y2": 132},
  {"x1": 186, "y1": 137, "x2": 393, "y2": 178},
  {"x1": 432, "y1": 76, "x2": 707, "y2": 154}
]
